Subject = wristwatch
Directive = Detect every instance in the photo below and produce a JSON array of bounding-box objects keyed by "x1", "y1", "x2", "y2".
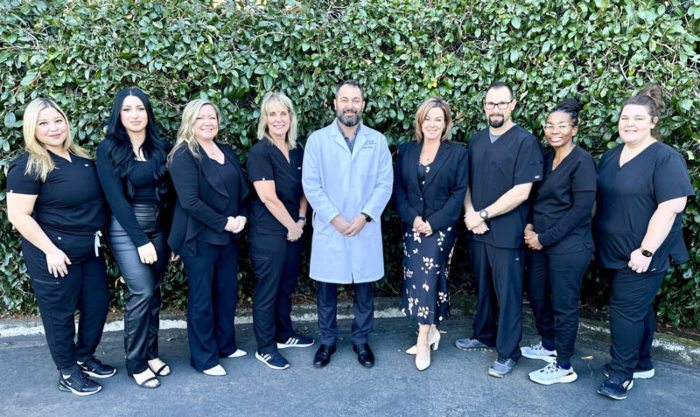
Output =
[
  {"x1": 298, "y1": 216, "x2": 306, "y2": 225},
  {"x1": 640, "y1": 248, "x2": 654, "y2": 258},
  {"x1": 362, "y1": 212, "x2": 373, "y2": 222},
  {"x1": 479, "y1": 209, "x2": 490, "y2": 221}
]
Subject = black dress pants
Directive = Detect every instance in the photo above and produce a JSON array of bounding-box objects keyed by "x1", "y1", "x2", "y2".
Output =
[
  {"x1": 526, "y1": 247, "x2": 592, "y2": 366},
  {"x1": 250, "y1": 233, "x2": 302, "y2": 354},
  {"x1": 22, "y1": 235, "x2": 109, "y2": 373},
  {"x1": 468, "y1": 241, "x2": 524, "y2": 361},
  {"x1": 316, "y1": 281, "x2": 374, "y2": 346},
  {"x1": 606, "y1": 268, "x2": 665, "y2": 381},
  {"x1": 109, "y1": 215, "x2": 168, "y2": 375},
  {"x1": 181, "y1": 239, "x2": 239, "y2": 371}
]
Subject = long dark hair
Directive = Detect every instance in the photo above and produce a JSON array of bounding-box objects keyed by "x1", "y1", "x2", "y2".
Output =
[{"x1": 105, "y1": 87, "x2": 169, "y2": 205}]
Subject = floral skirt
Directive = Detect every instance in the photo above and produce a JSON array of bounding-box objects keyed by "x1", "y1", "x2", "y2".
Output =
[{"x1": 400, "y1": 224, "x2": 457, "y2": 325}]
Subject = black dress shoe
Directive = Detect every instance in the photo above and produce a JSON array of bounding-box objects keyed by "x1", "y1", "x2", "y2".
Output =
[
  {"x1": 313, "y1": 344, "x2": 336, "y2": 368},
  {"x1": 353, "y1": 343, "x2": 375, "y2": 368}
]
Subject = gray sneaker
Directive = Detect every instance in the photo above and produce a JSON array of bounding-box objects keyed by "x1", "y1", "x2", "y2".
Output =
[
  {"x1": 454, "y1": 338, "x2": 494, "y2": 351},
  {"x1": 488, "y1": 358, "x2": 516, "y2": 378}
]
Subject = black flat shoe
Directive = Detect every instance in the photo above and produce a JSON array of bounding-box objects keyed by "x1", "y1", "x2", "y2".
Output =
[
  {"x1": 353, "y1": 343, "x2": 375, "y2": 368},
  {"x1": 313, "y1": 344, "x2": 336, "y2": 368}
]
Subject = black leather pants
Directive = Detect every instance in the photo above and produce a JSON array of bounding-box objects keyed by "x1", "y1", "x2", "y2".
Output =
[{"x1": 108, "y1": 205, "x2": 168, "y2": 375}]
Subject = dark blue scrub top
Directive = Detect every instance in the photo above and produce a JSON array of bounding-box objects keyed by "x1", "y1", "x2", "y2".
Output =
[
  {"x1": 594, "y1": 142, "x2": 694, "y2": 272},
  {"x1": 247, "y1": 140, "x2": 303, "y2": 235},
  {"x1": 467, "y1": 125, "x2": 544, "y2": 248},
  {"x1": 531, "y1": 146, "x2": 596, "y2": 253},
  {"x1": 6, "y1": 151, "x2": 106, "y2": 235}
]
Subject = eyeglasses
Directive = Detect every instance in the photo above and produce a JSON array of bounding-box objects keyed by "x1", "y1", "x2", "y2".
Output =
[
  {"x1": 543, "y1": 123, "x2": 573, "y2": 131},
  {"x1": 483, "y1": 100, "x2": 513, "y2": 110}
]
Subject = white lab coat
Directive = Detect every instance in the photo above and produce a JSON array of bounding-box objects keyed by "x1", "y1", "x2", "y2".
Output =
[{"x1": 302, "y1": 121, "x2": 393, "y2": 284}]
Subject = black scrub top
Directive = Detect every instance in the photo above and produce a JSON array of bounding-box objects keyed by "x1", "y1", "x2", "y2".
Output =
[
  {"x1": 531, "y1": 146, "x2": 596, "y2": 253},
  {"x1": 247, "y1": 140, "x2": 303, "y2": 235},
  {"x1": 6, "y1": 152, "x2": 106, "y2": 236},
  {"x1": 595, "y1": 142, "x2": 694, "y2": 272},
  {"x1": 468, "y1": 125, "x2": 544, "y2": 248}
]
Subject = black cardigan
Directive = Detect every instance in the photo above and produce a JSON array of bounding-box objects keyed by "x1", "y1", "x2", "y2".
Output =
[
  {"x1": 393, "y1": 140, "x2": 468, "y2": 231},
  {"x1": 168, "y1": 143, "x2": 249, "y2": 256}
]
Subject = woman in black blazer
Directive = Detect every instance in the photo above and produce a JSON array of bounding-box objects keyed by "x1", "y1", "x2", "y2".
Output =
[
  {"x1": 394, "y1": 97, "x2": 468, "y2": 370},
  {"x1": 168, "y1": 99, "x2": 249, "y2": 377}
]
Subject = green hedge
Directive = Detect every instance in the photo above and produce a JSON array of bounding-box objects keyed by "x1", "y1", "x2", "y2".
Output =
[{"x1": 1, "y1": 0, "x2": 699, "y2": 327}]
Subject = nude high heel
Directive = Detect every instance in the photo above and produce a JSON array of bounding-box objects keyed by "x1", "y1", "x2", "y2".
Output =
[
  {"x1": 415, "y1": 337, "x2": 431, "y2": 371},
  {"x1": 406, "y1": 327, "x2": 441, "y2": 355}
]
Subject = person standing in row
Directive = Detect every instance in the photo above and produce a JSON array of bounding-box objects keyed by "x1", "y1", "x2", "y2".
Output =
[
  {"x1": 394, "y1": 97, "x2": 468, "y2": 371},
  {"x1": 7, "y1": 98, "x2": 115, "y2": 395},
  {"x1": 168, "y1": 99, "x2": 249, "y2": 376},
  {"x1": 96, "y1": 87, "x2": 173, "y2": 388},
  {"x1": 595, "y1": 86, "x2": 693, "y2": 400},
  {"x1": 457, "y1": 81, "x2": 544, "y2": 378},
  {"x1": 247, "y1": 92, "x2": 314, "y2": 370},
  {"x1": 521, "y1": 99, "x2": 596, "y2": 385},
  {"x1": 302, "y1": 80, "x2": 393, "y2": 369}
]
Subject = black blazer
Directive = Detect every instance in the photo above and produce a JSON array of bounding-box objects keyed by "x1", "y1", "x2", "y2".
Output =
[
  {"x1": 168, "y1": 143, "x2": 249, "y2": 256},
  {"x1": 393, "y1": 141, "x2": 468, "y2": 231}
]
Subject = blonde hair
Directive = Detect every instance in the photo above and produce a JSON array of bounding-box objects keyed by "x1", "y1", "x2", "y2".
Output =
[
  {"x1": 169, "y1": 99, "x2": 221, "y2": 162},
  {"x1": 256, "y1": 92, "x2": 298, "y2": 149},
  {"x1": 22, "y1": 98, "x2": 89, "y2": 182},
  {"x1": 414, "y1": 97, "x2": 453, "y2": 142}
]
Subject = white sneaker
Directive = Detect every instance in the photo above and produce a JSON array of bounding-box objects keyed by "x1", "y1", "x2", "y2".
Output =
[
  {"x1": 529, "y1": 362, "x2": 578, "y2": 385},
  {"x1": 227, "y1": 349, "x2": 247, "y2": 358},
  {"x1": 202, "y1": 364, "x2": 227, "y2": 376},
  {"x1": 521, "y1": 342, "x2": 557, "y2": 363}
]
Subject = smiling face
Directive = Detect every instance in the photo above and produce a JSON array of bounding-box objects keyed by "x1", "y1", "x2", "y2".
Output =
[
  {"x1": 543, "y1": 110, "x2": 577, "y2": 149},
  {"x1": 421, "y1": 107, "x2": 446, "y2": 142},
  {"x1": 618, "y1": 104, "x2": 656, "y2": 146},
  {"x1": 120, "y1": 95, "x2": 148, "y2": 137},
  {"x1": 265, "y1": 101, "x2": 291, "y2": 142},
  {"x1": 334, "y1": 84, "x2": 365, "y2": 127},
  {"x1": 35, "y1": 107, "x2": 68, "y2": 151},
  {"x1": 193, "y1": 104, "x2": 219, "y2": 142}
]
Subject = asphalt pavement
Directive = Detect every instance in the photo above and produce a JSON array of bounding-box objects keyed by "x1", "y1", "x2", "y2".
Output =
[{"x1": 1, "y1": 296, "x2": 699, "y2": 417}]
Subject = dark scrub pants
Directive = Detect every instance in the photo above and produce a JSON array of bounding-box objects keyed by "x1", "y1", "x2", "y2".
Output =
[
  {"x1": 23, "y1": 237, "x2": 109, "y2": 372},
  {"x1": 469, "y1": 241, "x2": 524, "y2": 360},
  {"x1": 526, "y1": 248, "x2": 591, "y2": 366},
  {"x1": 250, "y1": 235, "x2": 302, "y2": 354}
]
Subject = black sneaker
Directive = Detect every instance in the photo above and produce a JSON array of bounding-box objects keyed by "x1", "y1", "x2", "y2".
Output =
[
  {"x1": 597, "y1": 377, "x2": 634, "y2": 400},
  {"x1": 77, "y1": 357, "x2": 117, "y2": 379},
  {"x1": 58, "y1": 371, "x2": 102, "y2": 396},
  {"x1": 277, "y1": 334, "x2": 315, "y2": 349},
  {"x1": 255, "y1": 351, "x2": 291, "y2": 370}
]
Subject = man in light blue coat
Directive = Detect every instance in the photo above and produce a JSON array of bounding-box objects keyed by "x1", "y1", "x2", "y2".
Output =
[{"x1": 302, "y1": 80, "x2": 393, "y2": 368}]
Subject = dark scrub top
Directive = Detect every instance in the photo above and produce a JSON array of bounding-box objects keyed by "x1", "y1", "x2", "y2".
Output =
[
  {"x1": 96, "y1": 142, "x2": 160, "y2": 247},
  {"x1": 7, "y1": 152, "x2": 106, "y2": 236},
  {"x1": 199, "y1": 157, "x2": 241, "y2": 245},
  {"x1": 468, "y1": 125, "x2": 544, "y2": 248},
  {"x1": 595, "y1": 142, "x2": 694, "y2": 272},
  {"x1": 531, "y1": 146, "x2": 596, "y2": 253},
  {"x1": 247, "y1": 140, "x2": 303, "y2": 235}
]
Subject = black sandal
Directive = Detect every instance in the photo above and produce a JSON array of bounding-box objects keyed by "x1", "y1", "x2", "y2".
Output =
[
  {"x1": 134, "y1": 375, "x2": 160, "y2": 389},
  {"x1": 149, "y1": 362, "x2": 171, "y2": 377}
]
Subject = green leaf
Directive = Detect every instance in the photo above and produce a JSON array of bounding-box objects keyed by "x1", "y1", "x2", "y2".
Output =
[
  {"x1": 20, "y1": 70, "x2": 38, "y2": 86},
  {"x1": 3, "y1": 111, "x2": 16, "y2": 128},
  {"x1": 679, "y1": 99, "x2": 693, "y2": 112}
]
